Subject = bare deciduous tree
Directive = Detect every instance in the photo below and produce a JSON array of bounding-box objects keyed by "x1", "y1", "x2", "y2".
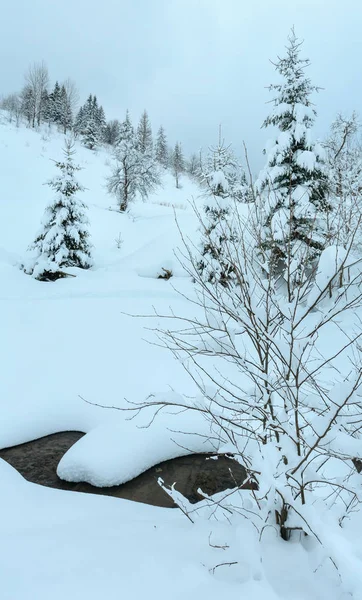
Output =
[
  {"x1": 0, "y1": 93, "x2": 22, "y2": 126},
  {"x1": 24, "y1": 61, "x2": 49, "y2": 127},
  {"x1": 122, "y1": 198, "x2": 362, "y2": 553},
  {"x1": 62, "y1": 78, "x2": 79, "y2": 120},
  {"x1": 324, "y1": 112, "x2": 362, "y2": 253}
]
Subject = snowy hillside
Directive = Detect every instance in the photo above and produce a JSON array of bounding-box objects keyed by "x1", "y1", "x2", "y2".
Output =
[
  {"x1": 2, "y1": 113, "x2": 362, "y2": 600},
  {"x1": 0, "y1": 112, "x2": 204, "y2": 449},
  {"x1": 0, "y1": 116, "x2": 230, "y2": 599}
]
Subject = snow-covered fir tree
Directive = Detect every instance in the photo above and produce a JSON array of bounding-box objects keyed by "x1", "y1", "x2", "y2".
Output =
[
  {"x1": 95, "y1": 104, "x2": 106, "y2": 141},
  {"x1": 58, "y1": 85, "x2": 73, "y2": 133},
  {"x1": 117, "y1": 110, "x2": 133, "y2": 142},
  {"x1": 82, "y1": 118, "x2": 100, "y2": 150},
  {"x1": 136, "y1": 110, "x2": 153, "y2": 154},
  {"x1": 255, "y1": 28, "x2": 330, "y2": 291},
  {"x1": 197, "y1": 133, "x2": 241, "y2": 286},
  {"x1": 45, "y1": 81, "x2": 62, "y2": 125},
  {"x1": 20, "y1": 85, "x2": 35, "y2": 127},
  {"x1": 202, "y1": 127, "x2": 248, "y2": 201},
  {"x1": 107, "y1": 112, "x2": 160, "y2": 211},
  {"x1": 73, "y1": 105, "x2": 84, "y2": 137},
  {"x1": 43, "y1": 82, "x2": 72, "y2": 132},
  {"x1": 172, "y1": 142, "x2": 185, "y2": 188},
  {"x1": 155, "y1": 125, "x2": 168, "y2": 168},
  {"x1": 83, "y1": 94, "x2": 94, "y2": 126},
  {"x1": 24, "y1": 139, "x2": 92, "y2": 280},
  {"x1": 74, "y1": 94, "x2": 106, "y2": 146},
  {"x1": 39, "y1": 88, "x2": 49, "y2": 124}
]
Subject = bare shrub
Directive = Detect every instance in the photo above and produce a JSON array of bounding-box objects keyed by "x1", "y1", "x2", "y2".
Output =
[{"x1": 126, "y1": 198, "x2": 362, "y2": 550}]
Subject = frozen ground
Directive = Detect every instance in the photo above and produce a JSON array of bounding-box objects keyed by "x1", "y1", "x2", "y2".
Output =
[{"x1": 1, "y1": 114, "x2": 362, "y2": 599}]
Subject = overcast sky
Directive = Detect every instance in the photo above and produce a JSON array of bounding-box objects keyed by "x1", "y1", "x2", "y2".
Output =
[{"x1": 1, "y1": 0, "x2": 361, "y2": 170}]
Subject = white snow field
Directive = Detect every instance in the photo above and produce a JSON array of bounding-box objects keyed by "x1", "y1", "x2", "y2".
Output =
[{"x1": 1, "y1": 112, "x2": 362, "y2": 600}]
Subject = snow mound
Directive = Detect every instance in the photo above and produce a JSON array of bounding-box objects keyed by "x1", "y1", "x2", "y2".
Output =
[
  {"x1": 118, "y1": 210, "x2": 198, "y2": 279},
  {"x1": 57, "y1": 403, "x2": 218, "y2": 487},
  {"x1": 123, "y1": 234, "x2": 187, "y2": 279}
]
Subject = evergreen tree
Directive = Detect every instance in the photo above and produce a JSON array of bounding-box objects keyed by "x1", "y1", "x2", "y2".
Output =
[
  {"x1": 136, "y1": 110, "x2": 153, "y2": 154},
  {"x1": 197, "y1": 134, "x2": 240, "y2": 286},
  {"x1": 24, "y1": 140, "x2": 92, "y2": 280},
  {"x1": 202, "y1": 128, "x2": 247, "y2": 201},
  {"x1": 74, "y1": 95, "x2": 93, "y2": 138},
  {"x1": 255, "y1": 28, "x2": 330, "y2": 291},
  {"x1": 172, "y1": 142, "x2": 185, "y2": 188},
  {"x1": 84, "y1": 94, "x2": 94, "y2": 122},
  {"x1": 39, "y1": 89, "x2": 50, "y2": 124},
  {"x1": 155, "y1": 125, "x2": 168, "y2": 168},
  {"x1": 75, "y1": 94, "x2": 106, "y2": 147},
  {"x1": 48, "y1": 81, "x2": 62, "y2": 124},
  {"x1": 107, "y1": 112, "x2": 160, "y2": 211},
  {"x1": 74, "y1": 106, "x2": 85, "y2": 137},
  {"x1": 58, "y1": 85, "x2": 73, "y2": 134},
  {"x1": 20, "y1": 85, "x2": 35, "y2": 126},
  {"x1": 91, "y1": 95, "x2": 99, "y2": 118},
  {"x1": 44, "y1": 81, "x2": 71, "y2": 129},
  {"x1": 82, "y1": 118, "x2": 100, "y2": 150},
  {"x1": 95, "y1": 105, "x2": 106, "y2": 141},
  {"x1": 119, "y1": 110, "x2": 134, "y2": 141}
]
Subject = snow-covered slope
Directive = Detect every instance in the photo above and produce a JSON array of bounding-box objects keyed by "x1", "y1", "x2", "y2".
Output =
[
  {"x1": 0, "y1": 113, "x2": 203, "y2": 458},
  {"x1": 2, "y1": 115, "x2": 362, "y2": 600}
]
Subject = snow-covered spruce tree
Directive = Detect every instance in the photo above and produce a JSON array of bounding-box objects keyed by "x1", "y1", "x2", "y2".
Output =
[
  {"x1": 324, "y1": 112, "x2": 362, "y2": 251},
  {"x1": 202, "y1": 128, "x2": 248, "y2": 202},
  {"x1": 155, "y1": 125, "x2": 168, "y2": 168},
  {"x1": 73, "y1": 105, "x2": 85, "y2": 137},
  {"x1": 24, "y1": 139, "x2": 92, "y2": 280},
  {"x1": 95, "y1": 105, "x2": 106, "y2": 142},
  {"x1": 39, "y1": 88, "x2": 50, "y2": 125},
  {"x1": 172, "y1": 142, "x2": 185, "y2": 188},
  {"x1": 107, "y1": 112, "x2": 160, "y2": 211},
  {"x1": 45, "y1": 81, "x2": 62, "y2": 126},
  {"x1": 74, "y1": 95, "x2": 94, "y2": 138},
  {"x1": 197, "y1": 131, "x2": 248, "y2": 286},
  {"x1": 20, "y1": 85, "x2": 35, "y2": 127},
  {"x1": 116, "y1": 110, "x2": 133, "y2": 144},
  {"x1": 58, "y1": 85, "x2": 73, "y2": 134},
  {"x1": 74, "y1": 94, "x2": 105, "y2": 146},
  {"x1": 136, "y1": 110, "x2": 153, "y2": 154},
  {"x1": 82, "y1": 118, "x2": 100, "y2": 150},
  {"x1": 256, "y1": 29, "x2": 330, "y2": 293}
]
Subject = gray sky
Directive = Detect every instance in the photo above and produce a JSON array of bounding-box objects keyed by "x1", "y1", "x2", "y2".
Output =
[{"x1": 1, "y1": 0, "x2": 361, "y2": 170}]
